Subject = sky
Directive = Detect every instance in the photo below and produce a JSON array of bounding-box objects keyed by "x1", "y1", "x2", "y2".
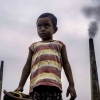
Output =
[{"x1": 0, "y1": 0, "x2": 100, "y2": 100}]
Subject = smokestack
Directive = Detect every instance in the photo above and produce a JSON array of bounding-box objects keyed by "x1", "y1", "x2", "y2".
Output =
[
  {"x1": 0, "y1": 61, "x2": 4, "y2": 100},
  {"x1": 82, "y1": 3, "x2": 100, "y2": 100},
  {"x1": 89, "y1": 38, "x2": 100, "y2": 100}
]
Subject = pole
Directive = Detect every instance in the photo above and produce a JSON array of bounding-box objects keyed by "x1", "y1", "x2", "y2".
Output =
[{"x1": 0, "y1": 61, "x2": 4, "y2": 100}]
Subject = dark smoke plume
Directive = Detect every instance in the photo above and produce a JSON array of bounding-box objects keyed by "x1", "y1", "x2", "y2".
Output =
[
  {"x1": 82, "y1": 4, "x2": 100, "y2": 38},
  {"x1": 88, "y1": 21, "x2": 98, "y2": 38}
]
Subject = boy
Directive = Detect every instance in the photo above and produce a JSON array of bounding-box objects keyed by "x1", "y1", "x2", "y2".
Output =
[{"x1": 15, "y1": 13, "x2": 77, "y2": 100}]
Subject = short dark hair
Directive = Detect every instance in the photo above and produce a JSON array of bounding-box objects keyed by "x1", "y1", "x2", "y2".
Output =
[{"x1": 37, "y1": 13, "x2": 57, "y2": 28}]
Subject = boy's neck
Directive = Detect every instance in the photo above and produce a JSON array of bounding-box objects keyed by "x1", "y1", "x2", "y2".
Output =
[{"x1": 41, "y1": 39, "x2": 54, "y2": 42}]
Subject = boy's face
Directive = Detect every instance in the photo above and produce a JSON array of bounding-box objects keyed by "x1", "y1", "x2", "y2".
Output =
[{"x1": 37, "y1": 17, "x2": 56, "y2": 41}]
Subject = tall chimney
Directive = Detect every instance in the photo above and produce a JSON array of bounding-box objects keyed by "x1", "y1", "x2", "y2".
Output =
[
  {"x1": 0, "y1": 61, "x2": 4, "y2": 100},
  {"x1": 89, "y1": 38, "x2": 100, "y2": 100}
]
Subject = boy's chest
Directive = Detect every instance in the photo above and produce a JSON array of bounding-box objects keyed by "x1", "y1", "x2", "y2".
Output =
[{"x1": 33, "y1": 42, "x2": 61, "y2": 54}]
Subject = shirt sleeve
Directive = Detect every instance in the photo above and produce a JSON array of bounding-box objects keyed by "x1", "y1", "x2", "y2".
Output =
[
  {"x1": 57, "y1": 40, "x2": 66, "y2": 50},
  {"x1": 29, "y1": 42, "x2": 36, "y2": 51}
]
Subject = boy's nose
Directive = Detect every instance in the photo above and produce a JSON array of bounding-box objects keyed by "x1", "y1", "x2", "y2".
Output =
[{"x1": 41, "y1": 26, "x2": 45, "y2": 31}]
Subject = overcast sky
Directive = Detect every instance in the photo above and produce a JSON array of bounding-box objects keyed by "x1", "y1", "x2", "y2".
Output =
[{"x1": 0, "y1": 0, "x2": 100, "y2": 100}]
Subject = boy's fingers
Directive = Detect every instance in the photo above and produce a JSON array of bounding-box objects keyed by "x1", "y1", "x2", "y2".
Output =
[
  {"x1": 70, "y1": 93, "x2": 77, "y2": 100},
  {"x1": 66, "y1": 90, "x2": 69, "y2": 97},
  {"x1": 67, "y1": 92, "x2": 69, "y2": 97},
  {"x1": 14, "y1": 87, "x2": 23, "y2": 92}
]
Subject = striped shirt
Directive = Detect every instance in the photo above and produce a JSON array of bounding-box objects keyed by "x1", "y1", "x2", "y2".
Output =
[{"x1": 29, "y1": 40, "x2": 65, "y2": 93}]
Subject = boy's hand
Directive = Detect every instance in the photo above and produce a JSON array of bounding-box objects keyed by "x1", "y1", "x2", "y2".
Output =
[
  {"x1": 66, "y1": 85, "x2": 77, "y2": 100},
  {"x1": 14, "y1": 86, "x2": 23, "y2": 92}
]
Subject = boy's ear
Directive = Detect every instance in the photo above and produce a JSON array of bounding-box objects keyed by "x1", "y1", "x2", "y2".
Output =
[{"x1": 53, "y1": 27, "x2": 58, "y2": 34}]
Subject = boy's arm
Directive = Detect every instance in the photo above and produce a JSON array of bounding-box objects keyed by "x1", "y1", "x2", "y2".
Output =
[
  {"x1": 61, "y1": 46, "x2": 77, "y2": 99},
  {"x1": 15, "y1": 49, "x2": 33, "y2": 92}
]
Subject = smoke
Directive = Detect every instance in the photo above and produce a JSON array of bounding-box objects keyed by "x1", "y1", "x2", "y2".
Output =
[
  {"x1": 88, "y1": 21, "x2": 98, "y2": 38},
  {"x1": 82, "y1": 4, "x2": 100, "y2": 38}
]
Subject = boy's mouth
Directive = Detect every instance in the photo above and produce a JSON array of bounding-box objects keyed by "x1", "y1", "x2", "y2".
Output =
[{"x1": 41, "y1": 33, "x2": 47, "y2": 36}]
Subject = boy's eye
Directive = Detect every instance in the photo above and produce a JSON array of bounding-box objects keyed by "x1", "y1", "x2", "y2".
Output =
[
  {"x1": 37, "y1": 24, "x2": 42, "y2": 28},
  {"x1": 37, "y1": 23, "x2": 50, "y2": 29},
  {"x1": 44, "y1": 24, "x2": 50, "y2": 28}
]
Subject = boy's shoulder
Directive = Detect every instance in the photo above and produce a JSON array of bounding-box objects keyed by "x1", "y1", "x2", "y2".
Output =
[
  {"x1": 55, "y1": 40, "x2": 65, "y2": 44},
  {"x1": 29, "y1": 41, "x2": 40, "y2": 49},
  {"x1": 54, "y1": 40, "x2": 65, "y2": 46},
  {"x1": 30, "y1": 41, "x2": 39, "y2": 46}
]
